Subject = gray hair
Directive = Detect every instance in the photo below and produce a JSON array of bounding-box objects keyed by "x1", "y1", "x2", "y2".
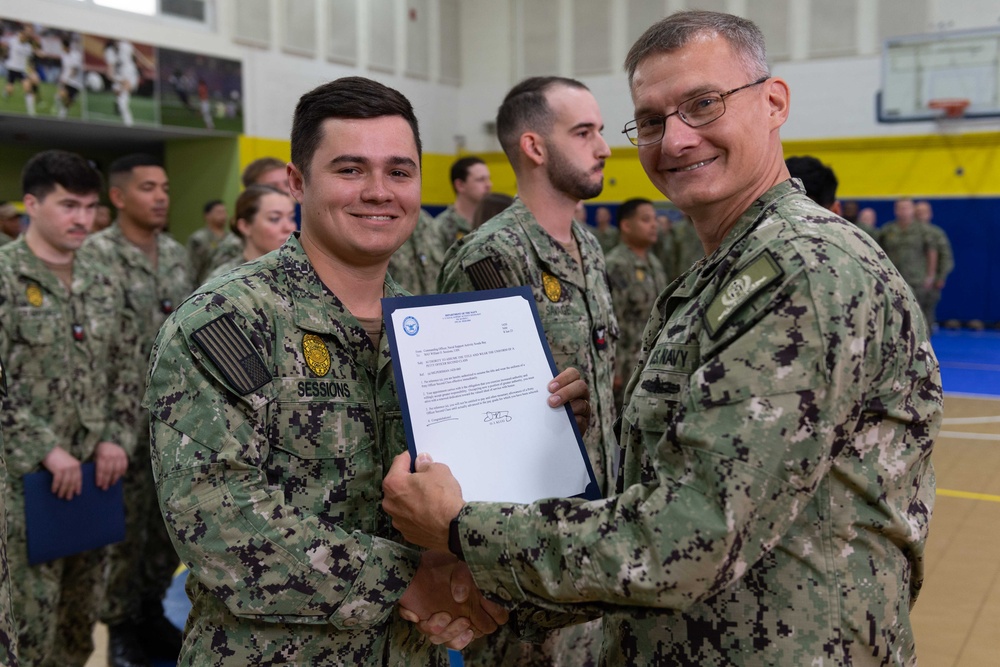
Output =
[{"x1": 625, "y1": 11, "x2": 770, "y2": 87}]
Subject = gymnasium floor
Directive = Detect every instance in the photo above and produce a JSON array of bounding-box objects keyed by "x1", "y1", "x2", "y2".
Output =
[{"x1": 85, "y1": 330, "x2": 1000, "y2": 667}]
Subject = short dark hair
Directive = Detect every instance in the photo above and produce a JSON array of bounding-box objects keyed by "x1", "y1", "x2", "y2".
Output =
[
  {"x1": 203, "y1": 199, "x2": 225, "y2": 215},
  {"x1": 625, "y1": 11, "x2": 769, "y2": 87},
  {"x1": 617, "y1": 198, "x2": 653, "y2": 224},
  {"x1": 108, "y1": 153, "x2": 163, "y2": 190},
  {"x1": 241, "y1": 157, "x2": 286, "y2": 188},
  {"x1": 22, "y1": 150, "x2": 103, "y2": 200},
  {"x1": 496, "y1": 76, "x2": 589, "y2": 164},
  {"x1": 785, "y1": 155, "x2": 838, "y2": 209},
  {"x1": 291, "y1": 76, "x2": 421, "y2": 180},
  {"x1": 450, "y1": 156, "x2": 486, "y2": 192}
]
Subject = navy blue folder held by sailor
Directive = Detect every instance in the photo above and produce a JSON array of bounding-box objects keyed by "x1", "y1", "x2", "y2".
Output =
[{"x1": 23, "y1": 462, "x2": 126, "y2": 565}]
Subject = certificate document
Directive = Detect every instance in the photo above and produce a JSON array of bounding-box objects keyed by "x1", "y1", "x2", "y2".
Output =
[{"x1": 383, "y1": 286, "x2": 599, "y2": 503}]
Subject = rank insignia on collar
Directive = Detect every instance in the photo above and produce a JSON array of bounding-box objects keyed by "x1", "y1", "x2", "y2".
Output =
[
  {"x1": 635, "y1": 268, "x2": 645, "y2": 282},
  {"x1": 303, "y1": 334, "x2": 331, "y2": 377},
  {"x1": 542, "y1": 273, "x2": 562, "y2": 302},
  {"x1": 26, "y1": 284, "x2": 43, "y2": 307},
  {"x1": 72, "y1": 324, "x2": 85, "y2": 342}
]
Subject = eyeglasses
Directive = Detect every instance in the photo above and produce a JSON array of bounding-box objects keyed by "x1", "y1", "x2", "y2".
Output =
[{"x1": 622, "y1": 77, "x2": 770, "y2": 146}]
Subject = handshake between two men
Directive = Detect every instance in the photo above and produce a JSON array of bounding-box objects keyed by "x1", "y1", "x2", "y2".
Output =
[{"x1": 384, "y1": 367, "x2": 593, "y2": 649}]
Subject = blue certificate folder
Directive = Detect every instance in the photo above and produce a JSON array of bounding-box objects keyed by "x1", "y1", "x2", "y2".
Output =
[
  {"x1": 23, "y1": 462, "x2": 126, "y2": 565},
  {"x1": 383, "y1": 286, "x2": 600, "y2": 502}
]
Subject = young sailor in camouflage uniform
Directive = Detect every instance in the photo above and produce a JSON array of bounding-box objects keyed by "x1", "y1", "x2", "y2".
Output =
[
  {"x1": 877, "y1": 198, "x2": 936, "y2": 326},
  {"x1": 385, "y1": 12, "x2": 941, "y2": 667},
  {"x1": 0, "y1": 150, "x2": 140, "y2": 666},
  {"x1": 438, "y1": 75, "x2": 617, "y2": 667},
  {"x1": 605, "y1": 198, "x2": 668, "y2": 412},
  {"x1": 430, "y1": 156, "x2": 492, "y2": 257},
  {"x1": 81, "y1": 154, "x2": 193, "y2": 666},
  {"x1": 914, "y1": 200, "x2": 954, "y2": 328},
  {"x1": 144, "y1": 77, "x2": 516, "y2": 665}
]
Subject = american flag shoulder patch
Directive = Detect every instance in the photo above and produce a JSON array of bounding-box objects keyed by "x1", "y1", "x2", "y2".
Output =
[
  {"x1": 465, "y1": 257, "x2": 507, "y2": 291},
  {"x1": 191, "y1": 313, "x2": 271, "y2": 395}
]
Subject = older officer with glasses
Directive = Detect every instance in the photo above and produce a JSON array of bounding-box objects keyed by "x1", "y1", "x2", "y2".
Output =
[{"x1": 384, "y1": 10, "x2": 941, "y2": 666}]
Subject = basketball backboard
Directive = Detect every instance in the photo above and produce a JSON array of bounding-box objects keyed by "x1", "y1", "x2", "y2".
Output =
[{"x1": 878, "y1": 27, "x2": 1000, "y2": 122}]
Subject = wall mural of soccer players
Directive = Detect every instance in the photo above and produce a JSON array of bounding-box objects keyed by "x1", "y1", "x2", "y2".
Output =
[
  {"x1": 82, "y1": 34, "x2": 158, "y2": 126},
  {"x1": 158, "y1": 48, "x2": 243, "y2": 133},
  {"x1": 1, "y1": 16, "x2": 243, "y2": 135},
  {"x1": 1, "y1": 21, "x2": 84, "y2": 120}
]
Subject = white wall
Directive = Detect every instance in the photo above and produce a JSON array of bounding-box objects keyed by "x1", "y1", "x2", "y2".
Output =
[
  {"x1": 4, "y1": 0, "x2": 1000, "y2": 154},
  {"x1": 455, "y1": 0, "x2": 1000, "y2": 152},
  {"x1": 2, "y1": 0, "x2": 462, "y2": 151}
]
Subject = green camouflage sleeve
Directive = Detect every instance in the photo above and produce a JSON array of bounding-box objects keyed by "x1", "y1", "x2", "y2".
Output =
[
  {"x1": 146, "y1": 297, "x2": 421, "y2": 628},
  {"x1": 0, "y1": 274, "x2": 62, "y2": 476},
  {"x1": 605, "y1": 254, "x2": 634, "y2": 384},
  {"x1": 456, "y1": 245, "x2": 938, "y2": 615},
  {"x1": 931, "y1": 226, "x2": 954, "y2": 281},
  {"x1": 98, "y1": 285, "x2": 142, "y2": 455},
  {"x1": 437, "y1": 241, "x2": 477, "y2": 294},
  {"x1": 185, "y1": 231, "x2": 210, "y2": 286}
]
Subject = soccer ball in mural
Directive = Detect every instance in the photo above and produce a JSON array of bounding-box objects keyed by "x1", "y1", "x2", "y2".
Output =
[{"x1": 85, "y1": 71, "x2": 105, "y2": 92}]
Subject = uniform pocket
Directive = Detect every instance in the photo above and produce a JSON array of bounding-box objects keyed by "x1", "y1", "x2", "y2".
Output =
[{"x1": 270, "y1": 378, "x2": 378, "y2": 527}]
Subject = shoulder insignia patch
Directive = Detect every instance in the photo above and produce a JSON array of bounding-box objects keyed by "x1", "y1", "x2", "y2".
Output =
[
  {"x1": 704, "y1": 250, "x2": 784, "y2": 339},
  {"x1": 302, "y1": 333, "x2": 331, "y2": 377},
  {"x1": 26, "y1": 283, "x2": 43, "y2": 307},
  {"x1": 542, "y1": 272, "x2": 562, "y2": 302},
  {"x1": 191, "y1": 313, "x2": 271, "y2": 395},
  {"x1": 465, "y1": 257, "x2": 507, "y2": 291}
]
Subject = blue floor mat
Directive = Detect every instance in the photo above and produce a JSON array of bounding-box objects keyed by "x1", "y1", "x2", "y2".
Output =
[{"x1": 932, "y1": 330, "x2": 1000, "y2": 397}]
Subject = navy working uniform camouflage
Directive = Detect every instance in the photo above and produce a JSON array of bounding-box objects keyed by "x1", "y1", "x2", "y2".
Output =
[
  {"x1": 80, "y1": 223, "x2": 193, "y2": 626},
  {"x1": 431, "y1": 205, "x2": 470, "y2": 258},
  {"x1": 187, "y1": 228, "x2": 239, "y2": 285},
  {"x1": 452, "y1": 180, "x2": 941, "y2": 666},
  {"x1": 604, "y1": 244, "x2": 667, "y2": 412},
  {"x1": 877, "y1": 220, "x2": 932, "y2": 323},
  {"x1": 0, "y1": 238, "x2": 140, "y2": 666},
  {"x1": 439, "y1": 198, "x2": 618, "y2": 666},
  {"x1": 144, "y1": 235, "x2": 449, "y2": 665},
  {"x1": 388, "y1": 209, "x2": 442, "y2": 295}
]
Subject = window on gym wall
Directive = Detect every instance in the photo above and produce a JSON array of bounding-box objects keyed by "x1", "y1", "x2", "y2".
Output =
[
  {"x1": 161, "y1": 0, "x2": 207, "y2": 22},
  {"x1": 75, "y1": 0, "x2": 210, "y2": 24}
]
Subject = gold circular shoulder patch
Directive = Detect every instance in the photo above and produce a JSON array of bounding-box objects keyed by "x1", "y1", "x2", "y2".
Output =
[
  {"x1": 302, "y1": 334, "x2": 331, "y2": 377},
  {"x1": 542, "y1": 273, "x2": 562, "y2": 302},
  {"x1": 26, "y1": 284, "x2": 43, "y2": 307}
]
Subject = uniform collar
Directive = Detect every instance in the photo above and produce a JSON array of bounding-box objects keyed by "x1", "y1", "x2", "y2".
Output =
[
  {"x1": 102, "y1": 222, "x2": 162, "y2": 271},
  {"x1": 6, "y1": 236, "x2": 92, "y2": 296},
  {"x1": 282, "y1": 234, "x2": 402, "y2": 373},
  {"x1": 509, "y1": 198, "x2": 593, "y2": 289},
  {"x1": 708, "y1": 179, "x2": 802, "y2": 263}
]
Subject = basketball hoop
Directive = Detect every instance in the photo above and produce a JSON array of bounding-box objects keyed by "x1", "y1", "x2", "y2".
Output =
[{"x1": 928, "y1": 98, "x2": 971, "y2": 119}]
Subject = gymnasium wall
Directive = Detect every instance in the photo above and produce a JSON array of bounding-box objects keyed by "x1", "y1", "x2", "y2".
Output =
[{"x1": 2, "y1": 0, "x2": 998, "y2": 321}]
